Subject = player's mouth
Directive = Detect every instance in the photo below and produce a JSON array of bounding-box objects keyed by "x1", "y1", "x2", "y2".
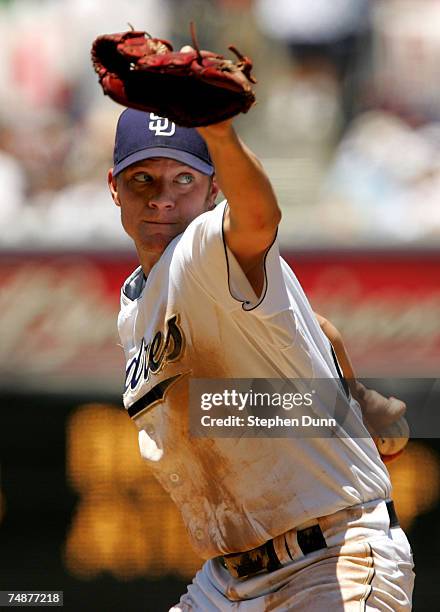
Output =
[{"x1": 143, "y1": 220, "x2": 177, "y2": 225}]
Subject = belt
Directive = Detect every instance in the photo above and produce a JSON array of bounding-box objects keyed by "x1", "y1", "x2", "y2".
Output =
[{"x1": 222, "y1": 500, "x2": 399, "y2": 579}]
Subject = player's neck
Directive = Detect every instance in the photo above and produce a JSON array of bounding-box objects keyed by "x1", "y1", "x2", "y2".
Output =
[{"x1": 137, "y1": 248, "x2": 162, "y2": 279}]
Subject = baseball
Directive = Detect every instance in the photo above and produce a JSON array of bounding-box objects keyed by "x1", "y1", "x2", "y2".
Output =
[{"x1": 375, "y1": 416, "x2": 410, "y2": 456}]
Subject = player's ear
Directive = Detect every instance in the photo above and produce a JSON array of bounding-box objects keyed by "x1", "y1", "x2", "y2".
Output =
[
  {"x1": 208, "y1": 175, "x2": 220, "y2": 209},
  {"x1": 108, "y1": 168, "x2": 121, "y2": 207}
]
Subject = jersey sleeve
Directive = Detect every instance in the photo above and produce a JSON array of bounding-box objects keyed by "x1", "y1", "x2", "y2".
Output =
[{"x1": 173, "y1": 200, "x2": 291, "y2": 316}]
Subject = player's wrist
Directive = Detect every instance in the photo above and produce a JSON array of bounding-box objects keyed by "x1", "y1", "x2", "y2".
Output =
[
  {"x1": 349, "y1": 379, "x2": 367, "y2": 402},
  {"x1": 196, "y1": 119, "x2": 236, "y2": 141}
]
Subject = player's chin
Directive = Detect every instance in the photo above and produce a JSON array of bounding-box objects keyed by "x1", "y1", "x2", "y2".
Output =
[{"x1": 138, "y1": 232, "x2": 176, "y2": 254}]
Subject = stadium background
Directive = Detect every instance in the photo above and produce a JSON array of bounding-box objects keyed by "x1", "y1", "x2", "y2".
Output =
[{"x1": 0, "y1": 1, "x2": 439, "y2": 610}]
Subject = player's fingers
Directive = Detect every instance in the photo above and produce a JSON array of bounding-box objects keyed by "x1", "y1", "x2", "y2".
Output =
[
  {"x1": 360, "y1": 390, "x2": 407, "y2": 435},
  {"x1": 387, "y1": 397, "x2": 407, "y2": 420},
  {"x1": 372, "y1": 398, "x2": 406, "y2": 429}
]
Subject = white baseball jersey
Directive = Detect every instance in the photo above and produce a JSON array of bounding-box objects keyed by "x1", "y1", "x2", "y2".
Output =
[{"x1": 118, "y1": 200, "x2": 391, "y2": 560}]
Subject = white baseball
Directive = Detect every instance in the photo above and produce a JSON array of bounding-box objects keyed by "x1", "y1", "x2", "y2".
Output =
[{"x1": 376, "y1": 416, "x2": 410, "y2": 455}]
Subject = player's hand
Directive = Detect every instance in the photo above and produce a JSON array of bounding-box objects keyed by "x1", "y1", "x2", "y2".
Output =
[
  {"x1": 179, "y1": 46, "x2": 236, "y2": 137},
  {"x1": 352, "y1": 382, "x2": 409, "y2": 462},
  {"x1": 176, "y1": 45, "x2": 241, "y2": 137},
  {"x1": 351, "y1": 382, "x2": 406, "y2": 437}
]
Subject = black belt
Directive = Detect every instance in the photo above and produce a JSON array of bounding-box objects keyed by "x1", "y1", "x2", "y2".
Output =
[
  {"x1": 387, "y1": 500, "x2": 399, "y2": 528},
  {"x1": 222, "y1": 500, "x2": 399, "y2": 579}
]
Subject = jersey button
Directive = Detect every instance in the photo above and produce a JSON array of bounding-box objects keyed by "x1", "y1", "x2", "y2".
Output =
[
  {"x1": 195, "y1": 529, "x2": 204, "y2": 540},
  {"x1": 169, "y1": 473, "x2": 180, "y2": 483}
]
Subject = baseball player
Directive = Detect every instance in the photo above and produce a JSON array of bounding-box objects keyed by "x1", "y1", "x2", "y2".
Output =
[{"x1": 108, "y1": 108, "x2": 414, "y2": 610}]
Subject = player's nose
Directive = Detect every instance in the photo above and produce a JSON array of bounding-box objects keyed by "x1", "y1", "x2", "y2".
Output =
[{"x1": 147, "y1": 188, "x2": 176, "y2": 210}]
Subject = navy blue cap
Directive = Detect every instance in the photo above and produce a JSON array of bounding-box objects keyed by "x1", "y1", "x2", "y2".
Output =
[{"x1": 113, "y1": 109, "x2": 214, "y2": 176}]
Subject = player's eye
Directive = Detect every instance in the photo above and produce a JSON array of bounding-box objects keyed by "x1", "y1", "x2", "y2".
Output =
[
  {"x1": 175, "y1": 173, "x2": 194, "y2": 185},
  {"x1": 132, "y1": 172, "x2": 153, "y2": 183}
]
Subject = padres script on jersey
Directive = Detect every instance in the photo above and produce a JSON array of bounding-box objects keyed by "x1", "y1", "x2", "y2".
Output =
[{"x1": 118, "y1": 201, "x2": 391, "y2": 560}]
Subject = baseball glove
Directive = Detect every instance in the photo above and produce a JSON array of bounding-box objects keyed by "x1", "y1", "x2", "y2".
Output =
[{"x1": 91, "y1": 23, "x2": 256, "y2": 127}]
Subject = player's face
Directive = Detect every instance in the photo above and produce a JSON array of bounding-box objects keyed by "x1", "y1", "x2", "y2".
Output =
[{"x1": 109, "y1": 158, "x2": 218, "y2": 256}]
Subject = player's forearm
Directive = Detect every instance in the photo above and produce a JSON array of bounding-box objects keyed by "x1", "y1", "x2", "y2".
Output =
[
  {"x1": 316, "y1": 313, "x2": 407, "y2": 447},
  {"x1": 316, "y1": 315, "x2": 357, "y2": 390},
  {"x1": 317, "y1": 315, "x2": 372, "y2": 403},
  {"x1": 198, "y1": 123, "x2": 281, "y2": 234}
]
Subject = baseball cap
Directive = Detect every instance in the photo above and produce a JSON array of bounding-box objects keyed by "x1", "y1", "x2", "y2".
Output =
[{"x1": 113, "y1": 109, "x2": 214, "y2": 176}]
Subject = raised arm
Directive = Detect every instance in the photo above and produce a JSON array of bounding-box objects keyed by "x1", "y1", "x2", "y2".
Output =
[{"x1": 197, "y1": 120, "x2": 281, "y2": 297}]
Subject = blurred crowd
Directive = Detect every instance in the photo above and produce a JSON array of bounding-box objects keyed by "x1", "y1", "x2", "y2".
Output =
[{"x1": 1, "y1": 0, "x2": 440, "y2": 249}]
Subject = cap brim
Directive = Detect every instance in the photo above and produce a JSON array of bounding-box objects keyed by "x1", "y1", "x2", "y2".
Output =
[{"x1": 113, "y1": 147, "x2": 214, "y2": 176}]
